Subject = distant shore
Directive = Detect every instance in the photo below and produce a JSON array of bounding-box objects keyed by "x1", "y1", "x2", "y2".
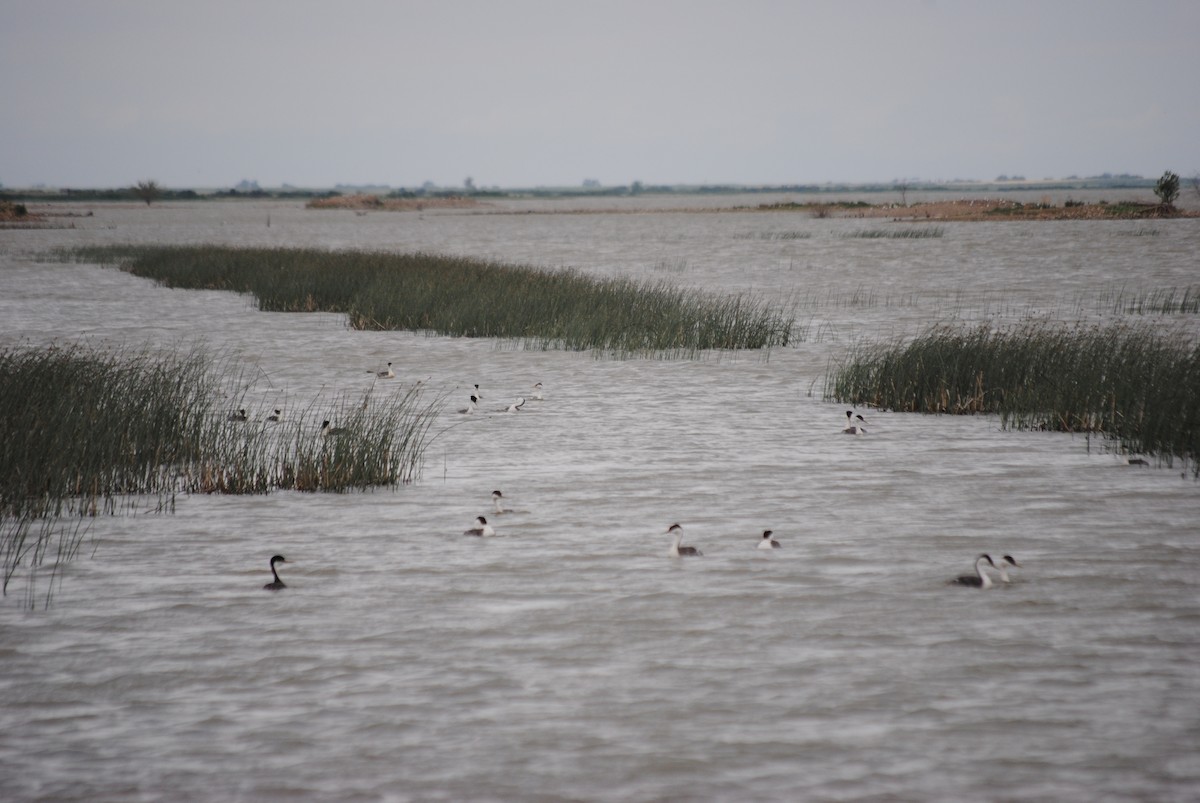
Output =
[
  {"x1": 756, "y1": 198, "x2": 1200, "y2": 221},
  {"x1": 296, "y1": 194, "x2": 1199, "y2": 221},
  {"x1": 6, "y1": 193, "x2": 1198, "y2": 224}
]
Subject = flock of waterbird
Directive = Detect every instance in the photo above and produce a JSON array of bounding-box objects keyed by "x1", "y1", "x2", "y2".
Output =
[
  {"x1": 455, "y1": 381, "x2": 542, "y2": 416},
  {"x1": 260, "y1": 391, "x2": 1019, "y2": 590}
]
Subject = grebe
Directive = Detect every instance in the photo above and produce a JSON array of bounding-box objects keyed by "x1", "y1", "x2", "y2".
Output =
[
  {"x1": 757, "y1": 530, "x2": 781, "y2": 549},
  {"x1": 531, "y1": 382, "x2": 544, "y2": 400},
  {"x1": 464, "y1": 516, "x2": 495, "y2": 537},
  {"x1": 842, "y1": 410, "x2": 867, "y2": 435},
  {"x1": 995, "y1": 555, "x2": 1020, "y2": 583},
  {"x1": 473, "y1": 383, "x2": 483, "y2": 400},
  {"x1": 458, "y1": 395, "x2": 478, "y2": 415},
  {"x1": 376, "y1": 362, "x2": 395, "y2": 378},
  {"x1": 321, "y1": 420, "x2": 349, "y2": 437},
  {"x1": 952, "y1": 554, "x2": 996, "y2": 588},
  {"x1": 228, "y1": 408, "x2": 248, "y2": 422},
  {"x1": 506, "y1": 397, "x2": 526, "y2": 413},
  {"x1": 666, "y1": 523, "x2": 702, "y2": 557},
  {"x1": 263, "y1": 554, "x2": 287, "y2": 590},
  {"x1": 492, "y1": 490, "x2": 513, "y2": 514},
  {"x1": 266, "y1": 409, "x2": 282, "y2": 422}
]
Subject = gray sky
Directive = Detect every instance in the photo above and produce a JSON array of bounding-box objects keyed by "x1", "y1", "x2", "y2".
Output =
[{"x1": 3, "y1": 0, "x2": 1197, "y2": 189}]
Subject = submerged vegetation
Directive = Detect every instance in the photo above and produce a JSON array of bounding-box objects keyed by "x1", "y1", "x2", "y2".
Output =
[
  {"x1": 827, "y1": 322, "x2": 1200, "y2": 473},
  {"x1": 66, "y1": 245, "x2": 797, "y2": 355},
  {"x1": 0, "y1": 343, "x2": 442, "y2": 605}
]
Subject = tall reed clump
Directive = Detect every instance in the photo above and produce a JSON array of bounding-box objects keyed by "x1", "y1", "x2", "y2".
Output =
[
  {"x1": 66, "y1": 245, "x2": 797, "y2": 354},
  {"x1": 827, "y1": 322, "x2": 1200, "y2": 473},
  {"x1": 197, "y1": 384, "x2": 443, "y2": 495},
  {"x1": 0, "y1": 343, "x2": 442, "y2": 605}
]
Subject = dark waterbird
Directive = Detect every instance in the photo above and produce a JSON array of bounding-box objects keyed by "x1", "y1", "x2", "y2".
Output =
[{"x1": 264, "y1": 554, "x2": 287, "y2": 590}]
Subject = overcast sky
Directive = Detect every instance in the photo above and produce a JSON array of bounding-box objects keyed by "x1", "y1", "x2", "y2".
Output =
[{"x1": 3, "y1": 0, "x2": 1197, "y2": 189}]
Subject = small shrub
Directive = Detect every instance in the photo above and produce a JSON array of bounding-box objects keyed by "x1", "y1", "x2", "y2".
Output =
[{"x1": 1155, "y1": 170, "x2": 1180, "y2": 207}]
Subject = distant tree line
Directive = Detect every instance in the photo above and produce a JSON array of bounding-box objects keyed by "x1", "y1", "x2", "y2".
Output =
[{"x1": 0, "y1": 173, "x2": 1181, "y2": 205}]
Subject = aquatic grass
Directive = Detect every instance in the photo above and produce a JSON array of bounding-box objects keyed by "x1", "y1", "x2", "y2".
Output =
[
  {"x1": 0, "y1": 343, "x2": 443, "y2": 605},
  {"x1": 65, "y1": 245, "x2": 797, "y2": 355},
  {"x1": 652, "y1": 258, "x2": 689, "y2": 273},
  {"x1": 840, "y1": 227, "x2": 944, "y2": 239},
  {"x1": 827, "y1": 322, "x2": 1200, "y2": 473},
  {"x1": 1091, "y1": 285, "x2": 1200, "y2": 316},
  {"x1": 734, "y1": 231, "x2": 813, "y2": 241},
  {"x1": 0, "y1": 344, "x2": 215, "y2": 519},
  {"x1": 2, "y1": 512, "x2": 90, "y2": 609}
]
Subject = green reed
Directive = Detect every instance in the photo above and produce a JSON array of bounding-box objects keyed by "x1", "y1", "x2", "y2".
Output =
[
  {"x1": 840, "y1": 227, "x2": 944, "y2": 239},
  {"x1": 0, "y1": 343, "x2": 443, "y2": 605},
  {"x1": 1091, "y1": 285, "x2": 1200, "y2": 316},
  {"x1": 734, "y1": 231, "x2": 813, "y2": 240},
  {"x1": 827, "y1": 322, "x2": 1200, "y2": 473},
  {"x1": 66, "y1": 245, "x2": 796, "y2": 354}
]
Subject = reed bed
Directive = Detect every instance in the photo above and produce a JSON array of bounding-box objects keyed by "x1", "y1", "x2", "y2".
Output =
[
  {"x1": 66, "y1": 245, "x2": 797, "y2": 354},
  {"x1": 1091, "y1": 285, "x2": 1200, "y2": 316},
  {"x1": 827, "y1": 322, "x2": 1200, "y2": 473},
  {"x1": 734, "y1": 231, "x2": 813, "y2": 240},
  {"x1": 840, "y1": 227, "x2": 944, "y2": 239},
  {"x1": 0, "y1": 343, "x2": 442, "y2": 604}
]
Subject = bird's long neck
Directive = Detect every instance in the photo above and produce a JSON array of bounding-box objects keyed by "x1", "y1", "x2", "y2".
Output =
[{"x1": 976, "y1": 559, "x2": 993, "y2": 588}]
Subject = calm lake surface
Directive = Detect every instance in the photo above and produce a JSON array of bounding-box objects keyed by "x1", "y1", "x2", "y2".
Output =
[{"x1": 2, "y1": 194, "x2": 1199, "y2": 801}]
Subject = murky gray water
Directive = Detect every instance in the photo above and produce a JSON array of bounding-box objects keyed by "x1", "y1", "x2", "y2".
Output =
[{"x1": 2, "y1": 196, "x2": 1199, "y2": 801}]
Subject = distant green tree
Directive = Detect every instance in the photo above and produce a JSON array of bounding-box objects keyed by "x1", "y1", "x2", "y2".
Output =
[
  {"x1": 133, "y1": 179, "x2": 161, "y2": 206},
  {"x1": 1154, "y1": 171, "x2": 1179, "y2": 208}
]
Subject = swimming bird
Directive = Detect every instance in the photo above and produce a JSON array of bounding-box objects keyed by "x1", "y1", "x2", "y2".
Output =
[
  {"x1": 321, "y1": 420, "x2": 349, "y2": 437},
  {"x1": 666, "y1": 523, "x2": 702, "y2": 557},
  {"x1": 491, "y1": 490, "x2": 513, "y2": 514},
  {"x1": 951, "y1": 554, "x2": 997, "y2": 589},
  {"x1": 995, "y1": 555, "x2": 1020, "y2": 583},
  {"x1": 228, "y1": 408, "x2": 248, "y2": 422},
  {"x1": 376, "y1": 362, "x2": 395, "y2": 378},
  {"x1": 464, "y1": 516, "x2": 495, "y2": 537},
  {"x1": 266, "y1": 409, "x2": 282, "y2": 422},
  {"x1": 531, "y1": 382, "x2": 544, "y2": 401},
  {"x1": 506, "y1": 397, "x2": 526, "y2": 413},
  {"x1": 842, "y1": 410, "x2": 867, "y2": 435},
  {"x1": 458, "y1": 395, "x2": 478, "y2": 415},
  {"x1": 757, "y1": 529, "x2": 781, "y2": 549},
  {"x1": 263, "y1": 554, "x2": 287, "y2": 590},
  {"x1": 473, "y1": 383, "x2": 483, "y2": 400}
]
